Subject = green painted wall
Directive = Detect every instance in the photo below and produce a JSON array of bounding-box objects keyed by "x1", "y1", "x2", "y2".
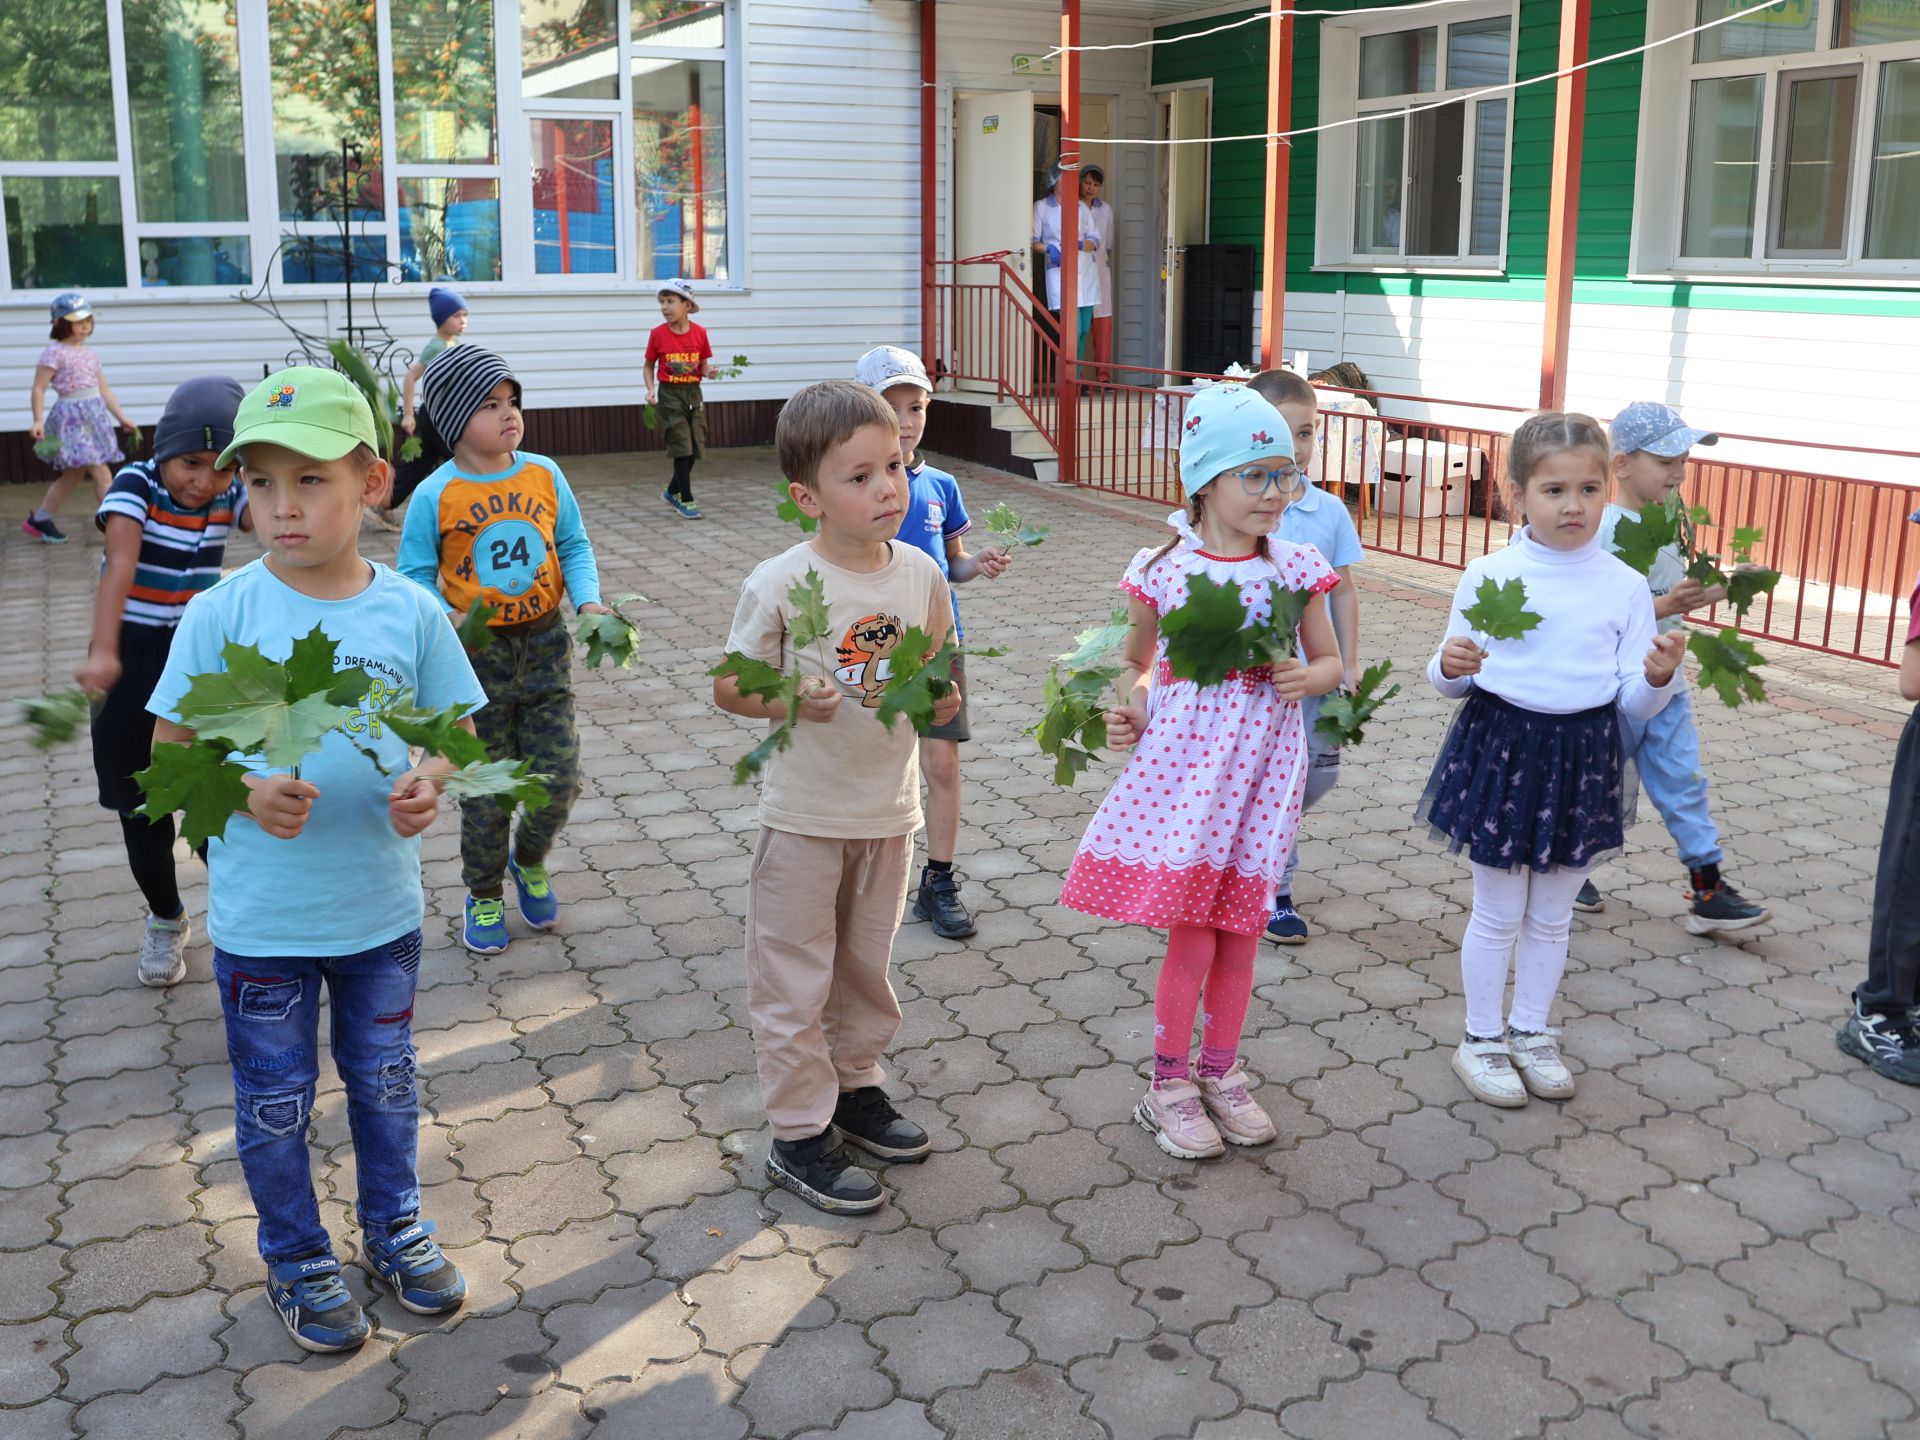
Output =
[{"x1": 1149, "y1": 1, "x2": 1920, "y2": 316}]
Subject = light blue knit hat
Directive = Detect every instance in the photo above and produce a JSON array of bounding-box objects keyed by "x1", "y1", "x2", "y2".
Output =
[{"x1": 1176, "y1": 384, "x2": 1293, "y2": 498}]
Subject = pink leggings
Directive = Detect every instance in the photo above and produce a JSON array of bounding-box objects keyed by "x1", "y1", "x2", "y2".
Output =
[{"x1": 1152, "y1": 924, "x2": 1260, "y2": 1078}]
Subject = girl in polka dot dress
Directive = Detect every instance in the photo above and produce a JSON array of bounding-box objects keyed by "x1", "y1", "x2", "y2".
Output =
[{"x1": 1060, "y1": 385, "x2": 1346, "y2": 1159}]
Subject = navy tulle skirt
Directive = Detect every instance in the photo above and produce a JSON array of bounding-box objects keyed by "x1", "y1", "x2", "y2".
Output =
[{"x1": 1415, "y1": 689, "x2": 1635, "y2": 873}]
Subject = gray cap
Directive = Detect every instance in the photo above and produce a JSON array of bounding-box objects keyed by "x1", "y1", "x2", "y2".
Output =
[
  {"x1": 153, "y1": 376, "x2": 246, "y2": 464},
  {"x1": 854, "y1": 345, "x2": 933, "y2": 396},
  {"x1": 1610, "y1": 401, "x2": 1718, "y2": 457}
]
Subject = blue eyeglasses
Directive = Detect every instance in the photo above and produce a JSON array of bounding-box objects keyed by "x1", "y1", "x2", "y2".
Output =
[{"x1": 1229, "y1": 463, "x2": 1307, "y2": 498}]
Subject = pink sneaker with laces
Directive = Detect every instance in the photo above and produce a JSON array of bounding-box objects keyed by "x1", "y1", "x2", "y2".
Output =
[
  {"x1": 1135, "y1": 1078, "x2": 1226, "y2": 1159},
  {"x1": 1195, "y1": 1064, "x2": 1278, "y2": 1146}
]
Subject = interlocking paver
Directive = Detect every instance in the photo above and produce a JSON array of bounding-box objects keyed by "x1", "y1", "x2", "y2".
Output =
[
  {"x1": 1423, "y1": 1235, "x2": 1580, "y2": 1332},
  {"x1": 1620, "y1": 1372, "x2": 1802, "y2": 1440},
  {"x1": 1279, "y1": 1371, "x2": 1458, "y2": 1439},
  {"x1": 872, "y1": 1291, "x2": 1031, "y2": 1399},
  {"x1": 731, "y1": 1320, "x2": 892, "y2": 1436},
  {"x1": 1402, "y1": 1334, "x2": 1582, "y2": 1440},
  {"x1": 71, "y1": 1368, "x2": 242, "y2": 1440},
  {"x1": 810, "y1": 1224, "x2": 961, "y2": 1323},
  {"x1": 1071, "y1": 1335, "x2": 1240, "y2": 1440},
  {"x1": 1731, "y1": 1334, "x2": 1916, "y2": 1439}
]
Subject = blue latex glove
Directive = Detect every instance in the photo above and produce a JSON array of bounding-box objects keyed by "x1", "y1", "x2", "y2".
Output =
[{"x1": 1045, "y1": 243, "x2": 1061, "y2": 266}]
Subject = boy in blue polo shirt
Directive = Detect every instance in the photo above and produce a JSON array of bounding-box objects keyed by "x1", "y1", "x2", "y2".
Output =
[{"x1": 1251, "y1": 369, "x2": 1364, "y2": 943}]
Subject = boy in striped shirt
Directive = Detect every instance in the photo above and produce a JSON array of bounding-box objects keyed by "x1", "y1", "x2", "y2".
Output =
[{"x1": 77, "y1": 375, "x2": 251, "y2": 987}]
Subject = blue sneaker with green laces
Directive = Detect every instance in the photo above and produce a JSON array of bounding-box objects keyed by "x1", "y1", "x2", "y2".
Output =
[
  {"x1": 463, "y1": 895, "x2": 508, "y2": 955},
  {"x1": 507, "y1": 853, "x2": 559, "y2": 930},
  {"x1": 362, "y1": 1217, "x2": 467, "y2": 1316},
  {"x1": 267, "y1": 1253, "x2": 371, "y2": 1353}
]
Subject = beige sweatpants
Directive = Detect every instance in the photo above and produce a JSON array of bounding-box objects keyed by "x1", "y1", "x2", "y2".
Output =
[{"x1": 744, "y1": 827, "x2": 913, "y2": 1140}]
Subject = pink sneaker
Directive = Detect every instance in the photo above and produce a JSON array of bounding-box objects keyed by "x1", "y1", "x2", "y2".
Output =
[
  {"x1": 1135, "y1": 1078, "x2": 1226, "y2": 1159},
  {"x1": 1195, "y1": 1065, "x2": 1278, "y2": 1146}
]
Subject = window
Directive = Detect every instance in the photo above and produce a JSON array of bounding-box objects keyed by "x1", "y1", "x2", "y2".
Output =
[
  {"x1": 1318, "y1": 9, "x2": 1514, "y2": 268},
  {"x1": 1649, "y1": 0, "x2": 1920, "y2": 274}
]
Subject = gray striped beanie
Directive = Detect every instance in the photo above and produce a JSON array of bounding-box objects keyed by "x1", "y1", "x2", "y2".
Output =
[{"x1": 421, "y1": 344, "x2": 521, "y2": 446}]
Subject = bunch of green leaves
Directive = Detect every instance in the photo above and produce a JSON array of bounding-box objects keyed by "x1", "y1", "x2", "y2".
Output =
[
  {"x1": 577, "y1": 594, "x2": 649, "y2": 670},
  {"x1": 1032, "y1": 606, "x2": 1131, "y2": 786},
  {"x1": 873, "y1": 631, "x2": 1006, "y2": 733},
  {"x1": 1461, "y1": 577, "x2": 1543, "y2": 644},
  {"x1": 1689, "y1": 629, "x2": 1767, "y2": 708},
  {"x1": 774, "y1": 478, "x2": 818, "y2": 533},
  {"x1": 1313, "y1": 661, "x2": 1401, "y2": 748},
  {"x1": 454, "y1": 601, "x2": 498, "y2": 652},
  {"x1": 127, "y1": 426, "x2": 144, "y2": 452},
  {"x1": 1160, "y1": 576, "x2": 1312, "y2": 686},
  {"x1": 710, "y1": 570, "x2": 835, "y2": 783},
  {"x1": 399, "y1": 435, "x2": 424, "y2": 463},
  {"x1": 1609, "y1": 495, "x2": 1692, "y2": 577},
  {"x1": 709, "y1": 353, "x2": 752, "y2": 382},
  {"x1": 32, "y1": 436, "x2": 62, "y2": 463},
  {"x1": 20, "y1": 691, "x2": 89, "y2": 750},
  {"x1": 983, "y1": 502, "x2": 1049, "y2": 548}
]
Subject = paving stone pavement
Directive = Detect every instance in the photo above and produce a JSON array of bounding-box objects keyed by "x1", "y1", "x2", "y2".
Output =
[{"x1": 0, "y1": 450, "x2": 1914, "y2": 1440}]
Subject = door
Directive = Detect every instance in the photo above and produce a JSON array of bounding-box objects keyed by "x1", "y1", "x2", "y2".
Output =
[
  {"x1": 954, "y1": 91, "x2": 1035, "y2": 394},
  {"x1": 1158, "y1": 88, "x2": 1210, "y2": 373}
]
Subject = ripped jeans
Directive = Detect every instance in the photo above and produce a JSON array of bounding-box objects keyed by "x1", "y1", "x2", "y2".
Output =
[{"x1": 212, "y1": 930, "x2": 424, "y2": 1264}]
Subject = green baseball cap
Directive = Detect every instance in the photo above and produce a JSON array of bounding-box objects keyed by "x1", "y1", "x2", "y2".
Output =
[{"x1": 219, "y1": 365, "x2": 379, "y2": 468}]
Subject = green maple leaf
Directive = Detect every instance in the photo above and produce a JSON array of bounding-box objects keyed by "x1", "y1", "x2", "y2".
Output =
[
  {"x1": 786, "y1": 570, "x2": 832, "y2": 652},
  {"x1": 1313, "y1": 660, "x2": 1402, "y2": 748},
  {"x1": 440, "y1": 758, "x2": 552, "y2": 814},
  {"x1": 1161, "y1": 575, "x2": 1263, "y2": 685},
  {"x1": 1251, "y1": 584, "x2": 1312, "y2": 664},
  {"x1": 33, "y1": 436, "x2": 62, "y2": 463},
  {"x1": 135, "y1": 741, "x2": 253, "y2": 848},
  {"x1": 577, "y1": 611, "x2": 642, "y2": 669},
  {"x1": 710, "y1": 651, "x2": 800, "y2": 783},
  {"x1": 20, "y1": 691, "x2": 89, "y2": 750},
  {"x1": 643, "y1": 402, "x2": 658, "y2": 430},
  {"x1": 127, "y1": 425, "x2": 145, "y2": 451},
  {"x1": 875, "y1": 632, "x2": 1006, "y2": 733},
  {"x1": 1461, "y1": 577, "x2": 1544, "y2": 643},
  {"x1": 1032, "y1": 662, "x2": 1124, "y2": 786},
  {"x1": 1729, "y1": 527, "x2": 1765, "y2": 565},
  {"x1": 1689, "y1": 627, "x2": 1768, "y2": 708},
  {"x1": 175, "y1": 640, "x2": 357, "y2": 770},
  {"x1": 398, "y1": 434, "x2": 424, "y2": 463},
  {"x1": 454, "y1": 601, "x2": 498, "y2": 652},
  {"x1": 984, "y1": 502, "x2": 1049, "y2": 547},
  {"x1": 1725, "y1": 567, "x2": 1781, "y2": 617},
  {"x1": 775, "y1": 479, "x2": 818, "y2": 533},
  {"x1": 1059, "y1": 606, "x2": 1131, "y2": 670},
  {"x1": 1686, "y1": 554, "x2": 1729, "y2": 591},
  {"x1": 284, "y1": 625, "x2": 374, "y2": 707},
  {"x1": 1609, "y1": 499, "x2": 1681, "y2": 576},
  {"x1": 379, "y1": 699, "x2": 488, "y2": 769}
]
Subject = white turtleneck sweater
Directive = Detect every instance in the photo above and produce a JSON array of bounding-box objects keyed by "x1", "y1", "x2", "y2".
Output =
[{"x1": 1427, "y1": 528, "x2": 1680, "y2": 722}]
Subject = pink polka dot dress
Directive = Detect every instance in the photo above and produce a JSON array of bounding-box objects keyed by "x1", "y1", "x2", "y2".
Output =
[{"x1": 1059, "y1": 530, "x2": 1340, "y2": 937}]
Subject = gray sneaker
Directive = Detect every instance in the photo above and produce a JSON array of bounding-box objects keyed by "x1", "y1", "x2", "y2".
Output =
[{"x1": 138, "y1": 913, "x2": 190, "y2": 987}]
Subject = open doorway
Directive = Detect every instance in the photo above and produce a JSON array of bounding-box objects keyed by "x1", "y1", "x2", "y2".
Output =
[{"x1": 1152, "y1": 85, "x2": 1210, "y2": 374}]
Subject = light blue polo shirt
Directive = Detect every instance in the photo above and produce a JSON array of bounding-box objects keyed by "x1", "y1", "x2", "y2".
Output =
[{"x1": 1274, "y1": 480, "x2": 1364, "y2": 622}]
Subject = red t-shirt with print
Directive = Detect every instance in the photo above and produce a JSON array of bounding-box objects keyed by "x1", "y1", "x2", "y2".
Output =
[{"x1": 646, "y1": 321, "x2": 712, "y2": 387}]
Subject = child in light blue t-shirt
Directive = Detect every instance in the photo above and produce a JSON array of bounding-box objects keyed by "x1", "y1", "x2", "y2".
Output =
[{"x1": 147, "y1": 367, "x2": 486, "y2": 1358}]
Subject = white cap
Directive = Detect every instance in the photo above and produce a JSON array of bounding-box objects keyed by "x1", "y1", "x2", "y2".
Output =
[
  {"x1": 656, "y1": 277, "x2": 699, "y2": 313},
  {"x1": 854, "y1": 345, "x2": 933, "y2": 396}
]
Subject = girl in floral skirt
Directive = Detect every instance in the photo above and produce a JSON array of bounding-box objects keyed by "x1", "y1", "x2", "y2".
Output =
[{"x1": 24, "y1": 292, "x2": 138, "y2": 544}]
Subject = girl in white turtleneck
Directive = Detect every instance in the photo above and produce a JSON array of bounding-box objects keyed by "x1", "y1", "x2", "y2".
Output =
[{"x1": 1418, "y1": 413, "x2": 1688, "y2": 1109}]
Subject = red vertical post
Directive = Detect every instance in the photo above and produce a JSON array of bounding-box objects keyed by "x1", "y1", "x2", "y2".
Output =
[
  {"x1": 554, "y1": 123, "x2": 572, "y2": 274},
  {"x1": 1538, "y1": 0, "x2": 1589, "y2": 409},
  {"x1": 1057, "y1": 0, "x2": 1082, "y2": 486},
  {"x1": 1259, "y1": 0, "x2": 1293, "y2": 370},
  {"x1": 688, "y1": 70, "x2": 707, "y2": 279},
  {"x1": 920, "y1": 0, "x2": 938, "y2": 363}
]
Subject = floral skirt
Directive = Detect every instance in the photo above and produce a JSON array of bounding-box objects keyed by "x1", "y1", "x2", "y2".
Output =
[{"x1": 43, "y1": 395, "x2": 123, "y2": 470}]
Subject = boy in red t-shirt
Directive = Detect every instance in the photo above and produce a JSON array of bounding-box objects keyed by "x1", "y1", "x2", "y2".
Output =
[{"x1": 645, "y1": 278, "x2": 715, "y2": 519}]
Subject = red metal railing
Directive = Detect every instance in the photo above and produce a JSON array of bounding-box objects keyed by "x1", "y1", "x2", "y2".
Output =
[{"x1": 928, "y1": 253, "x2": 1062, "y2": 458}]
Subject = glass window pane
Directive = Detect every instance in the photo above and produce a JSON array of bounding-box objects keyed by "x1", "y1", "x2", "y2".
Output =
[
  {"x1": 393, "y1": 0, "x2": 497, "y2": 164},
  {"x1": 400, "y1": 176, "x2": 502, "y2": 282},
  {"x1": 1469, "y1": 99, "x2": 1507, "y2": 255},
  {"x1": 1447, "y1": 16, "x2": 1510, "y2": 89},
  {"x1": 1867, "y1": 59, "x2": 1920, "y2": 260},
  {"x1": 1407, "y1": 101, "x2": 1465, "y2": 256},
  {"x1": 633, "y1": 1, "x2": 725, "y2": 48},
  {"x1": 0, "y1": 1, "x2": 115, "y2": 162},
  {"x1": 1360, "y1": 29, "x2": 1436, "y2": 100},
  {"x1": 269, "y1": 0, "x2": 384, "y2": 221},
  {"x1": 634, "y1": 57, "x2": 728, "y2": 283},
  {"x1": 531, "y1": 117, "x2": 617, "y2": 275},
  {"x1": 139, "y1": 236, "x2": 252, "y2": 287},
  {"x1": 1696, "y1": 0, "x2": 1816, "y2": 62},
  {"x1": 4, "y1": 176, "x2": 123, "y2": 288},
  {"x1": 1681, "y1": 75, "x2": 1763, "y2": 257},
  {"x1": 1354, "y1": 115, "x2": 1405, "y2": 255},
  {"x1": 1773, "y1": 72, "x2": 1859, "y2": 254},
  {"x1": 1836, "y1": 0, "x2": 1920, "y2": 46},
  {"x1": 125, "y1": 1, "x2": 247, "y2": 225},
  {"x1": 522, "y1": 0, "x2": 619, "y2": 102},
  {"x1": 280, "y1": 232, "x2": 386, "y2": 284}
]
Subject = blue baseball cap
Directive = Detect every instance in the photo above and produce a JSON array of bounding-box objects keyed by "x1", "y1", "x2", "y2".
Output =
[
  {"x1": 1610, "y1": 401, "x2": 1718, "y2": 457},
  {"x1": 1177, "y1": 384, "x2": 1295, "y2": 498},
  {"x1": 49, "y1": 292, "x2": 91, "y2": 325}
]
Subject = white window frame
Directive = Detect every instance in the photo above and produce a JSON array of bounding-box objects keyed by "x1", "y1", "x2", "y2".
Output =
[
  {"x1": 1632, "y1": 0, "x2": 1920, "y2": 282},
  {"x1": 1313, "y1": 0, "x2": 1517, "y2": 274}
]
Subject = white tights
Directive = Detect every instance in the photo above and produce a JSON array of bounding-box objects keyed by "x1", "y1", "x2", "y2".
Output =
[{"x1": 1461, "y1": 861, "x2": 1592, "y2": 1040}]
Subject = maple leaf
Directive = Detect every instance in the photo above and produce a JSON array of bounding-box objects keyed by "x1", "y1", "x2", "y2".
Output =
[
  {"x1": 379, "y1": 698, "x2": 489, "y2": 769},
  {"x1": 398, "y1": 435, "x2": 424, "y2": 463},
  {"x1": 774, "y1": 479, "x2": 818, "y2": 533},
  {"x1": 1058, "y1": 606, "x2": 1131, "y2": 670},
  {"x1": 875, "y1": 630, "x2": 1008, "y2": 733},
  {"x1": 983, "y1": 502, "x2": 1049, "y2": 547},
  {"x1": 710, "y1": 651, "x2": 800, "y2": 783},
  {"x1": 1461, "y1": 577, "x2": 1543, "y2": 643},
  {"x1": 1161, "y1": 574, "x2": 1263, "y2": 685},
  {"x1": 454, "y1": 601, "x2": 498, "y2": 652},
  {"x1": 440, "y1": 758, "x2": 552, "y2": 814},
  {"x1": 1033, "y1": 661, "x2": 1124, "y2": 786},
  {"x1": 1251, "y1": 584, "x2": 1312, "y2": 664},
  {"x1": 1312, "y1": 660, "x2": 1401, "y2": 748},
  {"x1": 577, "y1": 612, "x2": 641, "y2": 669},
  {"x1": 174, "y1": 639, "x2": 357, "y2": 770},
  {"x1": 1689, "y1": 627, "x2": 1768, "y2": 708},
  {"x1": 1608, "y1": 499, "x2": 1681, "y2": 576},
  {"x1": 135, "y1": 740, "x2": 253, "y2": 848},
  {"x1": 20, "y1": 691, "x2": 88, "y2": 750},
  {"x1": 285, "y1": 625, "x2": 373, "y2": 707},
  {"x1": 1725, "y1": 567, "x2": 1782, "y2": 617},
  {"x1": 33, "y1": 437, "x2": 61, "y2": 463},
  {"x1": 1729, "y1": 527, "x2": 1765, "y2": 565},
  {"x1": 786, "y1": 570, "x2": 832, "y2": 653}
]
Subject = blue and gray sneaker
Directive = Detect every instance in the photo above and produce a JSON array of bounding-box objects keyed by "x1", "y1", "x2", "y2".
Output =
[
  {"x1": 507, "y1": 854, "x2": 559, "y2": 930},
  {"x1": 362, "y1": 1217, "x2": 467, "y2": 1315},
  {"x1": 1265, "y1": 896, "x2": 1310, "y2": 945},
  {"x1": 463, "y1": 895, "x2": 509, "y2": 955},
  {"x1": 267, "y1": 1253, "x2": 372, "y2": 1353},
  {"x1": 663, "y1": 487, "x2": 702, "y2": 519}
]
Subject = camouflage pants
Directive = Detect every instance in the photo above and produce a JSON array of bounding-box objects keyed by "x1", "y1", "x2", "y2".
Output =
[{"x1": 462, "y1": 622, "x2": 580, "y2": 895}]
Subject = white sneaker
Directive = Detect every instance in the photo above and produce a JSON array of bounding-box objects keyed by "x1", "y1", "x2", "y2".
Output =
[
  {"x1": 1134, "y1": 1078, "x2": 1227, "y2": 1159},
  {"x1": 1196, "y1": 1065, "x2": 1279, "y2": 1146},
  {"x1": 137, "y1": 913, "x2": 190, "y2": 988},
  {"x1": 1453, "y1": 1038, "x2": 1528, "y2": 1108},
  {"x1": 1507, "y1": 1029, "x2": 1576, "y2": 1099}
]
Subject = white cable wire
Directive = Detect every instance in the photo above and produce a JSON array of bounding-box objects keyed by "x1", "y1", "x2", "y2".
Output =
[
  {"x1": 1067, "y1": 0, "x2": 1786, "y2": 146},
  {"x1": 1044, "y1": 0, "x2": 1484, "y2": 58}
]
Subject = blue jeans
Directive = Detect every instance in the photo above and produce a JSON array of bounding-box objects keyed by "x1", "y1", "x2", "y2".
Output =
[
  {"x1": 1619, "y1": 687, "x2": 1722, "y2": 869},
  {"x1": 213, "y1": 930, "x2": 424, "y2": 1264},
  {"x1": 1282, "y1": 694, "x2": 1343, "y2": 894}
]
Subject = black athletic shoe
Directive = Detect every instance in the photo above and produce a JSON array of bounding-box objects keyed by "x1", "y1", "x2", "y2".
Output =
[
  {"x1": 1682, "y1": 870, "x2": 1770, "y2": 936},
  {"x1": 1837, "y1": 1002, "x2": 1920, "y2": 1086},
  {"x1": 766, "y1": 1130, "x2": 885, "y2": 1213},
  {"x1": 833, "y1": 1086, "x2": 932, "y2": 1162},
  {"x1": 912, "y1": 865, "x2": 977, "y2": 939},
  {"x1": 1572, "y1": 879, "x2": 1605, "y2": 914}
]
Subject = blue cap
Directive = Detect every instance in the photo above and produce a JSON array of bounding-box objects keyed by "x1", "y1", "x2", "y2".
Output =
[
  {"x1": 153, "y1": 376, "x2": 245, "y2": 464},
  {"x1": 49, "y1": 292, "x2": 91, "y2": 325},
  {"x1": 1610, "y1": 401, "x2": 1718, "y2": 457},
  {"x1": 1177, "y1": 384, "x2": 1294, "y2": 498},
  {"x1": 429, "y1": 286, "x2": 467, "y2": 327}
]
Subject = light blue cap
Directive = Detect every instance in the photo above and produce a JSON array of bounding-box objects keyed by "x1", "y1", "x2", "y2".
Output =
[
  {"x1": 1177, "y1": 384, "x2": 1294, "y2": 498},
  {"x1": 1610, "y1": 401, "x2": 1718, "y2": 457}
]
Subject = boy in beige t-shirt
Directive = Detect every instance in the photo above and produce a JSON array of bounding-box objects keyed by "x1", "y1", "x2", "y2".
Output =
[{"x1": 715, "y1": 380, "x2": 959, "y2": 1215}]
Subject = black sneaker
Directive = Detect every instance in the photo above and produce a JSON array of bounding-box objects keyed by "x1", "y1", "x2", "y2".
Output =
[
  {"x1": 766, "y1": 1130, "x2": 885, "y2": 1214},
  {"x1": 833, "y1": 1086, "x2": 932, "y2": 1162},
  {"x1": 1265, "y1": 896, "x2": 1309, "y2": 944},
  {"x1": 1572, "y1": 879, "x2": 1605, "y2": 914},
  {"x1": 1837, "y1": 1001, "x2": 1920, "y2": 1086},
  {"x1": 1682, "y1": 870, "x2": 1770, "y2": 936},
  {"x1": 912, "y1": 865, "x2": 977, "y2": 939},
  {"x1": 21, "y1": 513, "x2": 67, "y2": 544}
]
